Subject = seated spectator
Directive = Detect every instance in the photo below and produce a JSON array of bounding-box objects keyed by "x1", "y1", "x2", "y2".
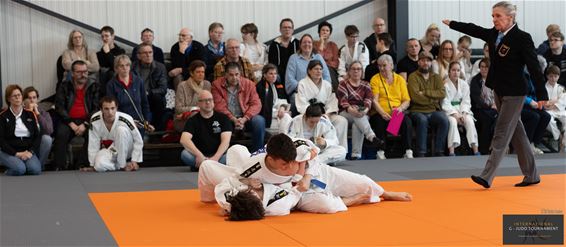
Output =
[
  {"x1": 96, "y1": 26, "x2": 126, "y2": 88},
  {"x1": 286, "y1": 103, "x2": 347, "y2": 164},
  {"x1": 338, "y1": 25, "x2": 370, "y2": 80},
  {"x1": 293, "y1": 60, "x2": 348, "y2": 151},
  {"x1": 432, "y1": 40, "x2": 465, "y2": 80},
  {"x1": 256, "y1": 64, "x2": 286, "y2": 130},
  {"x1": 455, "y1": 35, "x2": 473, "y2": 82},
  {"x1": 180, "y1": 90, "x2": 232, "y2": 171},
  {"x1": 23, "y1": 86, "x2": 53, "y2": 168},
  {"x1": 268, "y1": 18, "x2": 299, "y2": 92},
  {"x1": 521, "y1": 71, "x2": 551, "y2": 155},
  {"x1": 314, "y1": 21, "x2": 340, "y2": 90},
  {"x1": 61, "y1": 30, "x2": 99, "y2": 82},
  {"x1": 336, "y1": 61, "x2": 382, "y2": 160},
  {"x1": 537, "y1": 24, "x2": 566, "y2": 56},
  {"x1": 240, "y1": 23, "x2": 268, "y2": 82},
  {"x1": 132, "y1": 43, "x2": 168, "y2": 131},
  {"x1": 0, "y1": 85, "x2": 41, "y2": 176},
  {"x1": 470, "y1": 58, "x2": 497, "y2": 155},
  {"x1": 419, "y1": 24, "x2": 441, "y2": 59},
  {"x1": 214, "y1": 38, "x2": 255, "y2": 82},
  {"x1": 442, "y1": 62, "x2": 479, "y2": 156},
  {"x1": 407, "y1": 51, "x2": 449, "y2": 157},
  {"x1": 364, "y1": 32, "x2": 396, "y2": 82},
  {"x1": 364, "y1": 17, "x2": 397, "y2": 64},
  {"x1": 203, "y1": 22, "x2": 225, "y2": 82},
  {"x1": 169, "y1": 28, "x2": 206, "y2": 89},
  {"x1": 53, "y1": 60, "x2": 100, "y2": 170},
  {"x1": 396, "y1": 38, "x2": 421, "y2": 81},
  {"x1": 106, "y1": 55, "x2": 154, "y2": 136},
  {"x1": 175, "y1": 60, "x2": 211, "y2": 132},
  {"x1": 211, "y1": 62, "x2": 265, "y2": 152},
  {"x1": 543, "y1": 31, "x2": 566, "y2": 87},
  {"x1": 544, "y1": 65, "x2": 566, "y2": 152},
  {"x1": 370, "y1": 54, "x2": 414, "y2": 159},
  {"x1": 471, "y1": 43, "x2": 489, "y2": 78},
  {"x1": 131, "y1": 28, "x2": 165, "y2": 64},
  {"x1": 85, "y1": 96, "x2": 143, "y2": 172},
  {"x1": 285, "y1": 34, "x2": 331, "y2": 107}
]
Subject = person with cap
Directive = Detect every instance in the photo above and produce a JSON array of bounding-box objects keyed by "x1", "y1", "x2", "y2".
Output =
[{"x1": 407, "y1": 50, "x2": 449, "y2": 157}]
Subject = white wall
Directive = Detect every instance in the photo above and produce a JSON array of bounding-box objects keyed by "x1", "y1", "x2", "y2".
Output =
[
  {"x1": 408, "y1": 0, "x2": 566, "y2": 49},
  {"x1": 1, "y1": 0, "x2": 385, "y2": 106}
]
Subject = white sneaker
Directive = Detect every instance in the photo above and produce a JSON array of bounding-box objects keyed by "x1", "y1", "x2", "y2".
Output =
[
  {"x1": 530, "y1": 143, "x2": 544, "y2": 155},
  {"x1": 404, "y1": 149, "x2": 414, "y2": 159},
  {"x1": 376, "y1": 150, "x2": 386, "y2": 160}
]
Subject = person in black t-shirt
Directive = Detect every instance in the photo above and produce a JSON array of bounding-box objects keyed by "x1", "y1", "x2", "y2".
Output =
[
  {"x1": 397, "y1": 38, "x2": 421, "y2": 81},
  {"x1": 543, "y1": 32, "x2": 566, "y2": 87},
  {"x1": 180, "y1": 90, "x2": 233, "y2": 171}
]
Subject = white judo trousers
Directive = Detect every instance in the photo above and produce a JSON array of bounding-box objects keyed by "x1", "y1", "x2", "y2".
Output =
[
  {"x1": 442, "y1": 78, "x2": 478, "y2": 148},
  {"x1": 296, "y1": 164, "x2": 385, "y2": 214}
]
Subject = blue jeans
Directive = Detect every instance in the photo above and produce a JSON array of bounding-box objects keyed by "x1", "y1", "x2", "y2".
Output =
[
  {"x1": 410, "y1": 111, "x2": 449, "y2": 155},
  {"x1": 39, "y1": 135, "x2": 53, "y2": 169},
  {"x1": 180, "y1": 150, "x2": 226, "y2": 170},
  {"x1": 0, "y1": 150, "x2": 41, "y2": 176},
  {"x1": 244, "y1": 115, "x2": 266, "y2": 152}
]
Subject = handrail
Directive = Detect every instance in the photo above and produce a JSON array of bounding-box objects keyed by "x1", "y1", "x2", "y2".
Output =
[
  {"x1": 265, "y1": 0, "x2": 374, "y2": 45},
  {"x1": 11, "y1": 0, "x2": 138, "y2": 48}
]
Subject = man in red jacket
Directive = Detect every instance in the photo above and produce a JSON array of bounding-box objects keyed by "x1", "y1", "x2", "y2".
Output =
[{"x1": 212, "y1": 62, "x2": 265, "y2": 152}]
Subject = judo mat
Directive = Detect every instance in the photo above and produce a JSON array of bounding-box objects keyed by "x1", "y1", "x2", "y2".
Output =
[{"x1": 89, "y1": 174, "x2": 565, "y2": 246}]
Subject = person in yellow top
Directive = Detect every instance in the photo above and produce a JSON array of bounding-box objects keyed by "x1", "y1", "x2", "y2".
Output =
[{"x1": 369, "y1": 54, "x2": 414, "y2": 159}]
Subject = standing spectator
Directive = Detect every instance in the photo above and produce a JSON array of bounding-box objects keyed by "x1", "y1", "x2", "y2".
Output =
[
  {"x1": 470, "y1": 58, "x2": 497, "y2": 155},
  {"x1": 240, "y1": 23, "x2": 268, "y2": 82},
  {"x1": 471, "y1": 43, "x2": 490, "y2": 78},
  {"x1": 268, "y1": 18, "x2": 300, "y2": 90},
  {"x1": 169, "y1": 28, "x2": 206, "y2": 89},
  {"x1": 96, "y1": 25, "x2": 126, "y2": 87},
  {"x1": 364, "y1": 17, "x2": 397, "y2": 63},
  {"x1": 0, "y1": 85, "x2": 41, "y2": 176},
  {"x1": 106, "y1": 55, "x2": 154, "y2": 136},
  {"x1": 131, "y1": 28, "x2": 165, "y2": 64},
  {"x1": 521, "y1": 72, "x2": 551, "y2": 155},
  {"x1": 544, "y1": 65, "x2": 566, "y2": 152},
  {"x1": 286, "y1": 34, "x2": 331, "y2": 107},
  {"x1": 419, "y1": 24, "x2": 441, "y2": 59},
  {"x1": 180, "y1": 90, "x2": 232, "y2": 171},
  {"x1": 175, "y1": 60, "x2": 211, "y2": 132},
  {"x1": 53, "y1": 60, "x2": 101, "y2": 170},
  {"x1": 85, "y1": 96, "x2": 144, "y2": 172},
  {"x1": 211, "y1": 62, "x2": 265, "y2": 152},
  {"x1": 443, "y1": 0, "x2": 548, "y2": 188},
  {"x1": 442, "y1": 62, "x2": 479, "y2": 156},
  {"x1": 336, "y1": 61, "x2": 382, "y2": 160},
  {"x1": 537, "y1": 24, "x2": 566, "y2": 56},
  {"x1": 23, "y1": 86, "x2": 53, "y2": 168},
  {"x1": 364, "y1": 32, "x2": 396, "y2": 82},
  {"x1": 314, "y1": 21, "x2": 340, "y2": 90},
  {"x1": 62, "y1": 30, "x2": 99, "y2": 82},
  {"x1": 407, "y1": 51, "x2": 449, "y2": 157},
  {"x1": 132, "y1": 44, "x2": 169, "y2": 131},
  {"x1": 203, "y1": 23, "x2": 225, "y2": 82},
  {"x1": 397, "y1": 38, "x2": 421, "y2": 81},
  {"x1": 256, "y1": 64, "x2": 286, "y2": 130},
  {"x1": 543, "y1": 32, "x2": 566, "y2": 87},
  {"x1": 338, "y1": 25, "x2": 370, "y2": 80},
  {"x1": 455, "y1": 35, "x2": 473, "y2": 82},
  {"x1": 214, "y1": 38, "x2": 255, "y2": 82},
  {"x1": 370, "y1": 55, "x2": 414, "y2": 159}
]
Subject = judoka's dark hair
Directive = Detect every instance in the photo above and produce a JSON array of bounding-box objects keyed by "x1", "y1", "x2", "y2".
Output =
[
  {"x1": 266, "y1": 133, "x2": 297, "y2": 162},
  {"x1": 226, "y1": 190, "x2": 265, "y2": 221},
  {"x1": 305, "y1": 102, "x2": 325, "y2": 117},
  {"x1": 99, "y1": 96, "x2": 118, "y2": 108}
]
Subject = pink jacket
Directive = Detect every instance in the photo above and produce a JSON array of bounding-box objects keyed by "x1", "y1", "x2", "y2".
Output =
[{"x1": 212, "y1": 76, "x2": 262, "y2": 121}]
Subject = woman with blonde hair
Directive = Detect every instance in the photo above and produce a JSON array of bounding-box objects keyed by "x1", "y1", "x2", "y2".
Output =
[
  {"x1": 432, "y1": 40, "x2": 465, "y2": 80},
  {"x1": 62, "y1": 30, "x2": 99, "y2": 78},
  {"x1": 419, "y1": 24, "x2": 441, "y2": 58}
]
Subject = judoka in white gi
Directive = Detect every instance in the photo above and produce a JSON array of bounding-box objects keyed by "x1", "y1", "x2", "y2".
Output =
[
  {"x1": 86, "y1": 97, "x2": 144, "y2": 172},
  {"x1": 285, "y1": 103, "x2": 347, "y2": 164},
  {"x1": 337, "y1": 25, "x2": 370, "y2": 79},
  {"x1": 544, "y1": 65, "x2": 566, "y2": 151},
  {"x1": 441, "y1": 62, "x2": 479, "y2": 156}
]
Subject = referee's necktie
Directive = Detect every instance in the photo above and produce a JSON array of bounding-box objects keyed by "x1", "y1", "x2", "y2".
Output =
[{"x1": 495, "y1": 32, "x2": 504, "y2": 47}]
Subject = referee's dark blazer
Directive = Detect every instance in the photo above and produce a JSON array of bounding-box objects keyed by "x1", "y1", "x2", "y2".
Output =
[{"x1": 449, "y1": 21, "x2": 548, "y2": 101}]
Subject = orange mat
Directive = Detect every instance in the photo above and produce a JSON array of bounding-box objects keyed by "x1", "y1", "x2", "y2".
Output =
[{"x1": 89, "y1": 174, "x2": 565, "y2": 246}]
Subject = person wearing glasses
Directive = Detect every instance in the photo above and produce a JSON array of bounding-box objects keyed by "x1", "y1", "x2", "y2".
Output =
[
  {"x1": 364, "y1": 17, "x2": 397, "y2": 64},
  {"x1": 213, "y1": 38, "x2": 255, "y2": 83},
  {"x1": 338, "y1": 25, "x2": 369, "y2": 81},
  {"x1": 180, "y1": 90, "x2": 232, "y2": 171},
  {"x1": 542, "y1": 32, "x2": 566, "y2": 87},
  {"x1": 169, "y1": 27, "x2": 205, "y2": 89}
]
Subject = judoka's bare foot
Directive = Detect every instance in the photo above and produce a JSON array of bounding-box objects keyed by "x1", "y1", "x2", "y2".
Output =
[
  {"x1": 80, "y1": 167, "x2": 95, "y2": 172},
  {"x1": 342, "y1": 193, "x2": 371, "y2": 206},
  {"x1": 382, "y1": 191, "x2": 412, "y2": 201}
]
